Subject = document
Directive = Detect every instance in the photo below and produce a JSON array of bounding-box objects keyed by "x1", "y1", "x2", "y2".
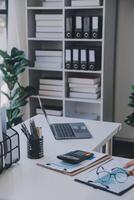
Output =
[
  {"x1": 75, "y1": 159, "x2": 134, "y2": 195},
  {"x1": 75, "y1": 16, "x2": 82, "y2": 38}
]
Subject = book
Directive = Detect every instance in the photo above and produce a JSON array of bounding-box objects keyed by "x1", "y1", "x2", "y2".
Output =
[
  {"x1": 35, "y1": 14, "x2": 62, "y2": 21},
  {"x1": 35, "y1": 50, "x2": 62, "y2": 57},
  {"x1": 36, "y1": 56, "x2": 62, "y2": 63},
  {"x1": 36, "y1": 20, "x2": 62, "y2": 27},
  {"x1": 36, "y1": 32, "x2": 62, "y2": 39},
  {"x1": 70, "y1": 92, "x2": 100, "y2": 99},
  {"x1": 35, "y1": 61, "x2": 62, "y2": 69},
  {"x1": 39, "y1": 84, "x2": 63, "y2": 91},
  {"x1": 70, "y1": 112, "x2": 99, "y2": 120},
  {"x1": 36, "y1": 105, "x2": 62, "y2": 116},
  {"x1": 39, "y1": 90, "x2": 63, "y2": 97},
  {"x1": 71, "y1": 0, "x2": 100, "y2": 7},
  {"x1": 70, "y1": 87, "x2": 101, "y2": 93},
  {"x1": 68, "y1": 77, "x2": 100, "y2": 85},
  {"x1": 37, "y1": 152, "x2": 112, "y2": 176},
  {"x1": 40, "y1": 78, "x2": 63, "y2": 86},
  {"x1": 42, "y1": 1, "x2": 63, "y2": 7},
  {"x1": 69, "y1": 83, "x2": 100, "y2": 88},
  {"x1": 36, "y1": 26, "x2": 62, "y2": 33}
]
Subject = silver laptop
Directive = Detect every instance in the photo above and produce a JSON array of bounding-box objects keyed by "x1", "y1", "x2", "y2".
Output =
[{"x1": 38, "y1": 96, "x2": 92, "y2": 140}]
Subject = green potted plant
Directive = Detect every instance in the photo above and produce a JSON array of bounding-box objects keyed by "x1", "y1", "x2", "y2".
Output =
[
  {"x1": 0, "y1": 47, "x2": 36, "y2": 127},
  {"x1": 125, "y1": 85, "x2": 134, "y2": 126}
]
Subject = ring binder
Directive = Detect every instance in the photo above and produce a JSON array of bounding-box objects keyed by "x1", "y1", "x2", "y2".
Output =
[
  {"x1": 65, "y1": 49, "x2": 72, "y2": 69},
  {"x1": 73, "y1": 49, "x2": 79, "y2": 70},
  {"x1": 75, "y1": 16, "x2": 83, "y2": 38},
  {"x1": 65, "y1": 17, "x2": 73, "y2": 38},
  {"x1": 83, "y1": 17, "x2": 91, "y2": 39},
  {"x1": 80, "y1": 49, "x2": 87, "y2": 70}
]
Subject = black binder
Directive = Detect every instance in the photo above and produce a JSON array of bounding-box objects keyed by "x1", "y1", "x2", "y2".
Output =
[
  {"x1": 88, "y1": 47, "x2": 101, "y2": 71},
  {"x1": 65, "y1": 49, "x2": 72, "y2": 69},
  {"x1": 83, "y1": 17, "x2": 91, "y2": 38},
  {"x1": 72, "y1": 49, "x2": 79, "y2": 70},
  {"x1": 80, "y1": 49, "x2": 87, "y2": 70},
  {"x1": 91, "y1": 16, "x2": 102, "y2": 39},
  {"x1": 65, "y1": 17, "x2": 73, "y2": 38},
  {"x1": 75, "y1": 16, "x2": 83, "y2": 38}
]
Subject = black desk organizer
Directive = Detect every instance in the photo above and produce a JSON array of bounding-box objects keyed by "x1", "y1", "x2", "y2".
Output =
[{"x1": 0, "y1": 128, "x2": 20, "y2": 174}]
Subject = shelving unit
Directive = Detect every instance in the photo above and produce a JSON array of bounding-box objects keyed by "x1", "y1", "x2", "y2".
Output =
[{"x1": 26, "y1": 0, "x2": 116, "y2": 121}]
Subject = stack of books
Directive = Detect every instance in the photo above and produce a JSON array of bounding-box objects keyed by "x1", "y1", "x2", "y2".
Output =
[
  {"x1": 35, "y1": 50, "x2": 62, "y2": 69},
  {"x1": 71, "y1": 0, "x2": 102, "y2": 7},
  {"x1": 42, "y1": 0, "x2": 63, "y2": 7},
  {"x1": 35, "y1": 14, "x2": 63, "y2": 39},
  {"x1": 36, "y1": 105, "x2": 63, "y2": 117},
  {"x1": 39, "y1": 78, "x2": 63, "y2": 97},
  {"x1": 68, "y1": 77, "x2": 101, "y2": 99}
]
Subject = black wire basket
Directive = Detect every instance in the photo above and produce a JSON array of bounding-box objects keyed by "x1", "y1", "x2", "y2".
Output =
[{"x1": 0, "y1": 128, "x2": 20, "y2": 174}]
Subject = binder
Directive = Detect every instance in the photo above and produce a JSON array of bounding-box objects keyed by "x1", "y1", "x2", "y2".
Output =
[
  {"x1": 83, "y1": 17, "x2": 91, "y2": 38},
  {"x1": 91, "y1": 16, "x2": 102, "y2": 39},
  {"x1": 88, "y1": 47, "x2": 101, "y2": 71},
  {"x1": 75, "y1": 16, "x2": 82, "y2": 38},
  {"x1": 65, "y1": 17, "x2": 73, "y2": 38},
  {"x1": 80, "y1": 49, "x2": 87, "y2": 70},
  {"x1": 73, "y1": 49, "x2": 79, "y2": 70},
  {"x1": 65, "y1": 49, "x2": 72, "y2": 69},
  {"x1": 88, "y1": 50, "x2": 96, "y2": 70}
]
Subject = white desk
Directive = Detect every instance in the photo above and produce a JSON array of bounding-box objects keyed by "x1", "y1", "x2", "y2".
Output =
[{"x1": 0, "y1": 115, "x2": 133, "y2": 200}]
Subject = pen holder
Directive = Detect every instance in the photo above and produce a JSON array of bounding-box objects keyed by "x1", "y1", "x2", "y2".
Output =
[{"x1": 27, "y1": 136, "x2": 44, "y2": 159}]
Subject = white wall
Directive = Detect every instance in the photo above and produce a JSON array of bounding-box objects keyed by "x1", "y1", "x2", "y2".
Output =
[
  {"x1": 8, "y1": 0, "x2": 26, "y2": 52},
  {"x1": 114, "y1": 0, "x2": 134, "y2": 141}
]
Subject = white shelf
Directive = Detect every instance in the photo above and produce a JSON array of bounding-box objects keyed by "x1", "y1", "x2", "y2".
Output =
[
  {"x1": 65, "y1": 98, "x2": 101, "y2": 104},
  {"x1": 65, "y1": 38, "x2": 102, "y2": 42},
  {"x1": 26, "y1": 0, "x2": 116, "y2": 121},
  {"x1": 31, "y1": 95, "x2": 63, "y2": 101},
  {"x1": 65, "y1": 69, "x2": 102, "y2": 74},
  {"x1": 27, "y1": 7, "x2": 63, "y2": 10},
  {"x1": 64, "y1": 6, "x2": 104, "y2": 10},
  {"x1": 28, "y1": 37, "x2": 63, "y2": 42},
  {"x1": 29, "y1": 67, "x2": 63, "y2": 72}
]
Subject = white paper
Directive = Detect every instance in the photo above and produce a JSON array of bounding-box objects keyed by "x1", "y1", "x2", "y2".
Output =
[{"x1": 76, "y1": 159, "x2": 134, "y2": 194}]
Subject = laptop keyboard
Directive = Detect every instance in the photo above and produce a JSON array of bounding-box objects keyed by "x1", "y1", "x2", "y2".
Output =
[{"x1": 50, "y1": 123, "x2": 75, "y2": 138}]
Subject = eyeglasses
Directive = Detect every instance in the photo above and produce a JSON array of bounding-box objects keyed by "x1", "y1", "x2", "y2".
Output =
[{"x1": 95, "y1": 166, "x2": 129, "y2": 188}]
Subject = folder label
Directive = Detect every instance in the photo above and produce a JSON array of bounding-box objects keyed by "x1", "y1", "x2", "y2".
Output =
[
  {"x1": 93, "y1": 17, "x2": 98, "y2": 30},
  {"x1": 81, "y1": 50, "x2": 86, "y2": 62},
  {"x1": 89, "y1": 50, "x2": 95, "y2": 62},
  {"x1": 73, "y1": 49, "x2": 79, "y2": 61},
  {"x1": 76, "y1": 16, "x2": 82, "y2": 29}
]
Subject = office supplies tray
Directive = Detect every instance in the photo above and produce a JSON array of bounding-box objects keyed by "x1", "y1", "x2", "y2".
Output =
[{"x1": 0, "y1": 128, "x2": 20, "y2": 173}]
